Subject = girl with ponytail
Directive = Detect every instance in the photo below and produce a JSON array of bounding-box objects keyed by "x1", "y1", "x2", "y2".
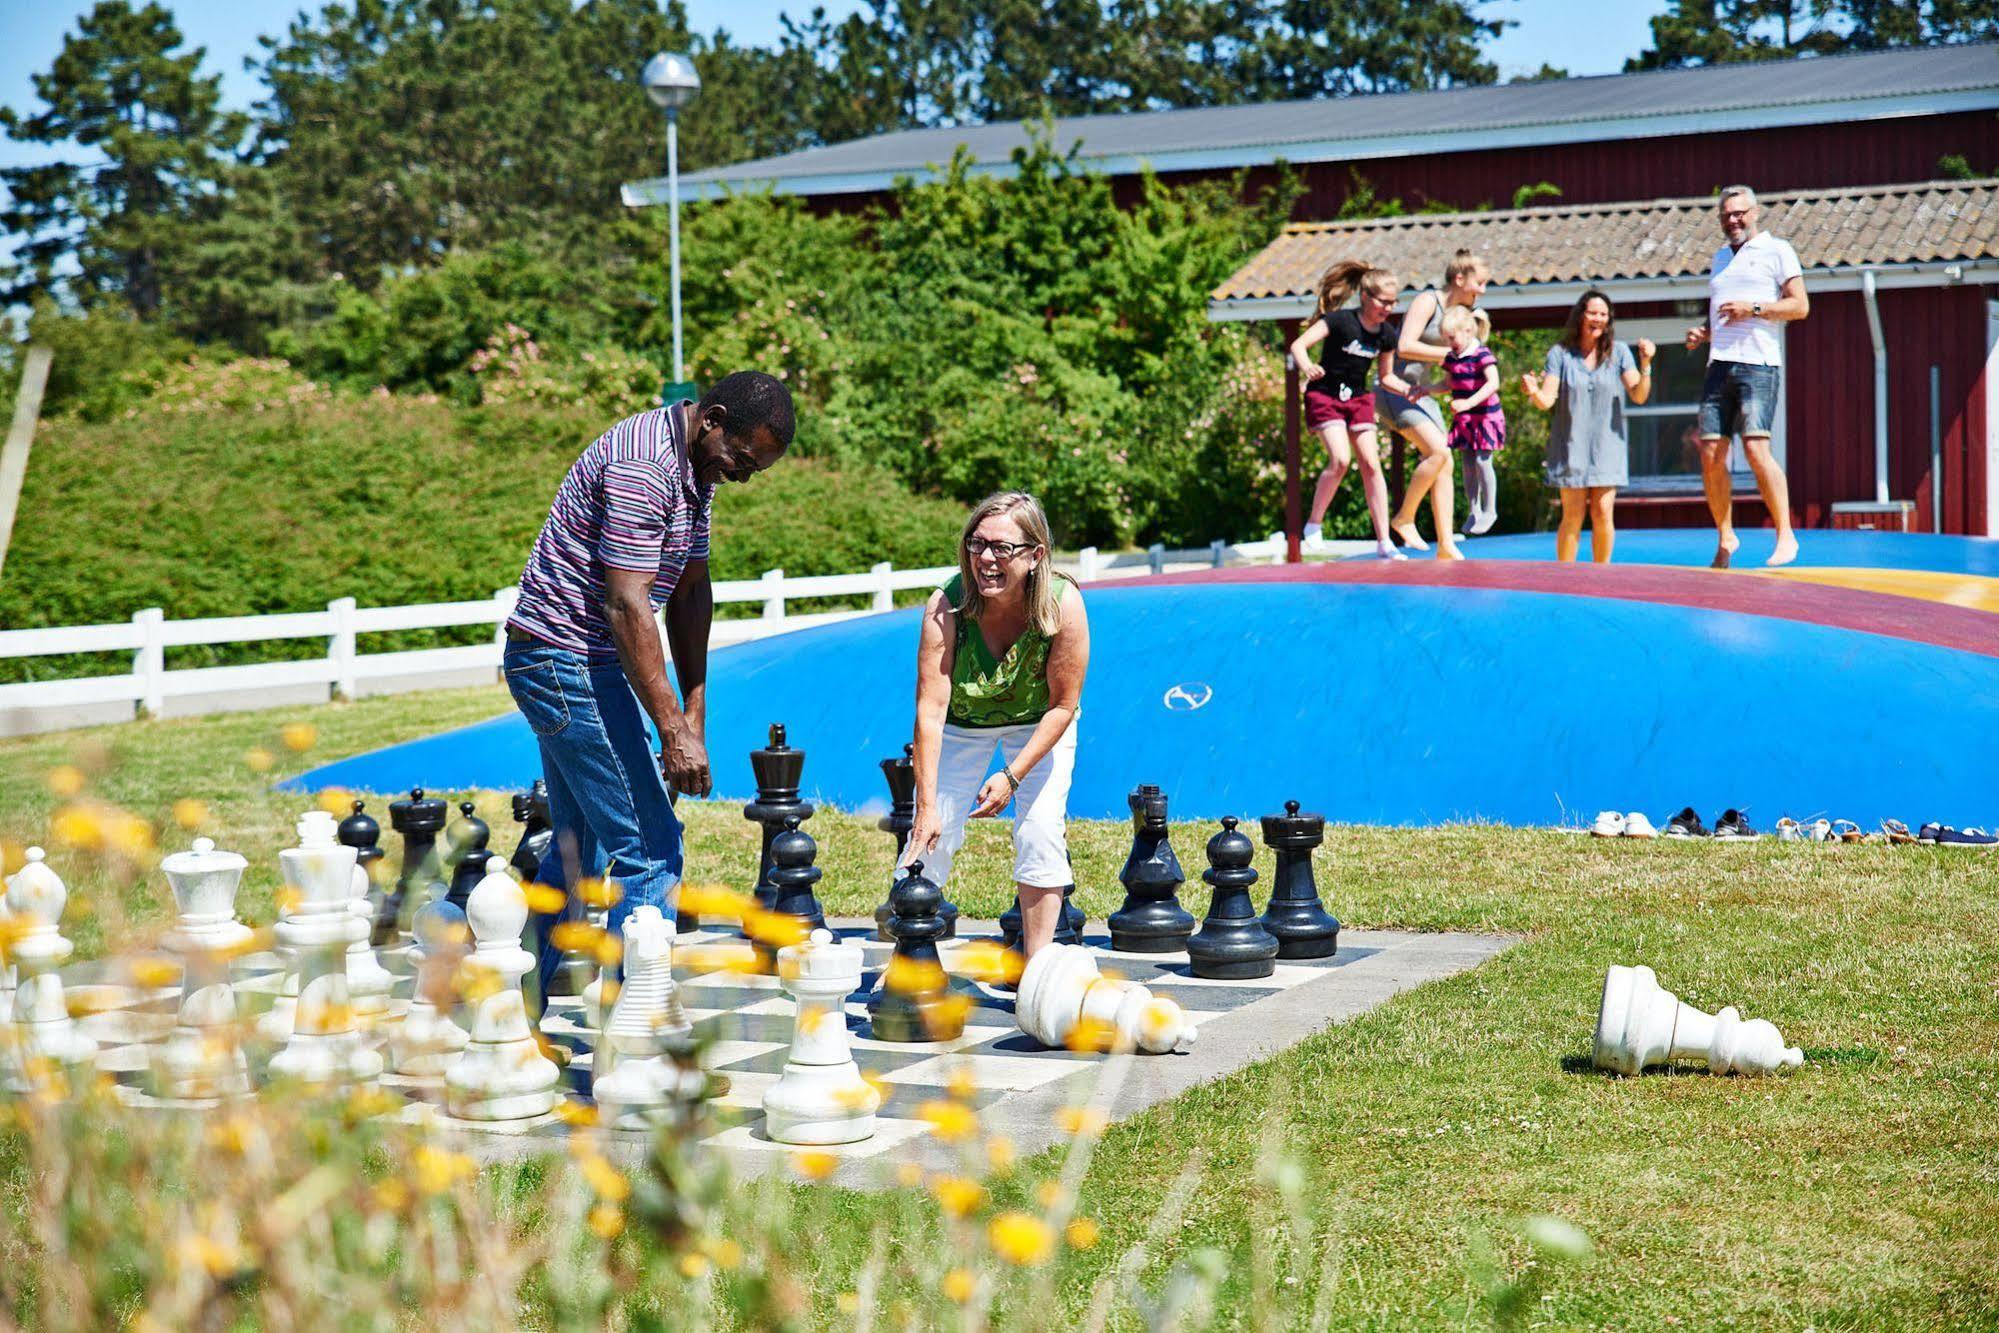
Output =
[{"x1": 1285, "y1": 260, "x2": 1421, "y2": 560}]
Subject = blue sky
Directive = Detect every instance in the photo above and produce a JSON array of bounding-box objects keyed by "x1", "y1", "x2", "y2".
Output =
[{"x1": 1, "y1": 0, "x2": 1668, "y2": 172}]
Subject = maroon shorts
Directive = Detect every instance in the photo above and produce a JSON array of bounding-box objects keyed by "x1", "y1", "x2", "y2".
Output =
[{"x1": 1304, "y1": 387, "x2": 1375, "y2": 432}]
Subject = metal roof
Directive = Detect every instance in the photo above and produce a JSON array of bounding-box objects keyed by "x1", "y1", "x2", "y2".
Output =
[
  {"x1": 625, "y1": 43, "x2": 1999, "y2": 205},
  {"x1": 1206, "y1": 177, "x2": 1999, "y2": 320}
]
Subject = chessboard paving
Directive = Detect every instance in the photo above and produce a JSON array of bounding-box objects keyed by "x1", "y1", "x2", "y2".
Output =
[{"x1": 72, "y1": 922, "x2": 1362, "y2": 1135}]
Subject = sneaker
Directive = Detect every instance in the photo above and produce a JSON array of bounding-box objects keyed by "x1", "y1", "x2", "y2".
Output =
[
  {"x1": 1663, "y1": 807, "x2": 1709, "y2": 838},
  {"x1": 1917, "y1": 822, "x2": 1944, "y2": 845},
  {"x1": 1621, "y1": 812, "x2": 1658, "y2": 839},
  {"x1": 1375, "y1": 541, "x2": 1408, "y2": 561},
  {"x1": 1713, "y1": 809, "x2": 1760, "y2": 841},
  {"x1": 1806, "y1": 818, "x2": 1834, "y2": 843},
  {"x1": 1590, "y1": 811, "x2": 1626, "y2": 838},
  {"x1": 1935, "y1": 826, "x2": 1999, "y2": 849},
  {"x1": 1301, "y1": 530, "x2": 1327, "y2": 552}
]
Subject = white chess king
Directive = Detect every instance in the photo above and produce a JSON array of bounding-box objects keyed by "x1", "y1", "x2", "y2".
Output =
[
  {"x1": 762, "y1": 928, "x2": 879, "y2": 1145},
  {"x1": 1015, "y1": 942, "x2": 1198, "y2": 1055},
  {"x1": 1593, "y1": 963, "x2": 1804, "y2": 1077}
]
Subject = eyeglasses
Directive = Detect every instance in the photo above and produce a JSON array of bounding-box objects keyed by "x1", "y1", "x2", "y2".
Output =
[{"x1": 966, "y1": 538, "x2": 1034, "y2": 561}]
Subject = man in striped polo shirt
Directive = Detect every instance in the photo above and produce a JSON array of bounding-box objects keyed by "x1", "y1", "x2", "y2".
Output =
[{"x1": 504, "y1": 370, "x2": 794, "y2": 999}]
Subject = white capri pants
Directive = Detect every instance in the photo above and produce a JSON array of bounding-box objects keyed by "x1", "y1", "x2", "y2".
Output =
[{"x1": 917, "y1": 719, "x2": 1078, "y2": 892}]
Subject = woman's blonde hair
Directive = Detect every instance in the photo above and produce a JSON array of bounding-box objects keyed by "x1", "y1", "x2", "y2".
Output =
[
  {"x1": 954, "y1": 491, "x2": 1069, "y2": 636},
  {"x1": 1439, "y1": 304, "x2": 1491, "y2": 343},
  {"x1": 1314, "y1": 259, "x2": 1398, "y2": 319},
  {"x1": 1443, "y1": 248, "x2": 1487, "y2": 289}
]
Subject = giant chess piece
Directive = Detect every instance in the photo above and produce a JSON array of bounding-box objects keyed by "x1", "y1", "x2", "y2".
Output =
[
  {"x1": 1000, "y1": 881, "x2": 1085, "y2": 950},
  {"x1": 1594, "y1": 964, "x2": 1803, "y2": 1077},
  {"x1": 869, "y1": 860, "x2": 963, "y2": 1043},
  {"x1": 592, "y1": 906, "x2": 697, "y2": 1128},
  {"x1": 379, "y1": 787, "x2": 447, "y2": 944},
  {"x1": 1108, "y1": 783, "x2": 1196, "y2": 954},
  {"x1": 336, "y1": 802, "x2": 395, "y2": 1020},
  {"x1": 1015, "y1": 943, "x2": 1197, "y2": 1054},
  {"x1": 389, "y1": 898, "x2": 471, "y2": 1076},
  {"x1": 1257, "y1": 801, "x2": 1340, "y2": 959},
  {"x1": 442, "y1": 801, "x2": 492, "y2": 911},
  {"x1": 0, "y1": 885, "x2": 13, "y2": 1015},
  {"x1": 508, "y1": 780, "x2": 553, "y2": 881},
  {"x1": 264, "y1": 811, "x2": 383, "y2": 1084},
  {"x1": 871, "y1": 745, "x2": 958, "y2": 942},
  {"x1": 1187, "y1": 817, "x2": 1278, "y2": 980},
  {"x1": 764, "y1": 928, "x2": 879, "y2": 1144},
  {"x1": 446, "y1": 855, "x2": 561, "y2": 1120},
  {"x1": 745, "y1": 723, "x2": 813, "y2": 914},
  {"x1": 754, "y1": 816, "x2": 827, "y2": 972},
  {"x1": 3, "y1": 848, "x2": 97, "y2": 1092},
  {"x1": 153, "y1": 837, "x2": 253, "y2": 1100}
]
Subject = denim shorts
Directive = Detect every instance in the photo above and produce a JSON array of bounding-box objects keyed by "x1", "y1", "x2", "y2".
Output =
[{"x1": 1698, "y1": 361, "x2": 1781, "y2": 439}]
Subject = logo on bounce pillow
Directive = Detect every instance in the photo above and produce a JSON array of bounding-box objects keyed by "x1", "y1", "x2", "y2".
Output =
[{"x1": 1161, "y1": 682, "x2": 1213, "y2": 712}]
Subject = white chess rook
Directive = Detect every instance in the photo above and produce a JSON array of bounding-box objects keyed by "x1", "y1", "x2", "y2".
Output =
[
  {"x1": 445, "y1": 856, "x2": 560, "y2": 1121},
  {"x1": 1593, "y1": 963, "x2": 1804, "y2": 1077},
  {"x1": 389, "y1": 898, "x2": 471, "y2": 1076},
  {"x1": 592, "y1": 906, "x2": 699, "y2": 1128},
  {"x1": 4, "y1": 848, "x2": 98, "y2": 1091},
  {"x1": 1016, "y1": 942, "x2": 1198, "y2": 1055},
  {"x1": 762, "y1": 928, "x2": 880, "y2": 1145},
  {"x1": 266, "y1": 811, "x2": 384, "y2": 1084},
  {"x1": 154, "y1": 837, "x2": 253, "y2": 1100}
]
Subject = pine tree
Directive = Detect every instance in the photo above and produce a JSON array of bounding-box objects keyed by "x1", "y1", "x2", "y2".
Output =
[{"x1": 1628, "y1": 0, "x2": 1997, "y2": 70}]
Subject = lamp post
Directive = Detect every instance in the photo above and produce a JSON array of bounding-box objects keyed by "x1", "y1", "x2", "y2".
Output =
[{"x1": 642, "y1": 51, "x2": 701, "y2": 388}]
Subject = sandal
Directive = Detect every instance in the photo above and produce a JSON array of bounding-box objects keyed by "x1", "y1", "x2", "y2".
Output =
[
  {"x1": 1882, "y1": 819, "x2": 1916, "y2": 845},
  {"x1": 1831, "y1": 820, "x2": 1867, "y2": 844}
]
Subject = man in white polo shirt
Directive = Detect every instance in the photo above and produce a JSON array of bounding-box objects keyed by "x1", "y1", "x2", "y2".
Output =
[{"x1": 1685, "y1": 185, "x2": 1811, "y2": 568}]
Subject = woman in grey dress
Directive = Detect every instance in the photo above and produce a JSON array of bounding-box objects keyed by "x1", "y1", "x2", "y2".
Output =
[{"x1": 1518, "y1": 290, "x2": 1655, "y2": 563}]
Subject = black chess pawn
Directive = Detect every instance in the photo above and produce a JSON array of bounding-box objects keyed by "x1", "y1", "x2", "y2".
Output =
[
  {"x1": 871, "y1": 744, "x2": 958, "y2": 940},
  {"x1": 508, "y1": 780, "x2": 553, "y2": 882},
  {"x1": 1258, "y1": 801, "x2": 1340, "y2": 959},
  {"x1": 744, "y1": 723, "x2": 813, "y2": 915},
  {"x1": 1187, "y1": 817, "x2": 1278, "y2": 980},
  {"x1": 754, "y1": 816, "x2": 828, "y2": 971},
  {"x1": 380, "y1": 787, "x2": 447, "y2": 944},
  {"x1": 1108, "y1": 783, "x2": 1196, "y2": 953},
  {"x1": 869, "y1": 860, "x2": 964, "y2": 1043},
  {"x1": 443, "y1": 801, "x2": 493, "y2": 910}
]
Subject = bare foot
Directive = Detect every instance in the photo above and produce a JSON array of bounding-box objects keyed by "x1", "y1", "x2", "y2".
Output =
[
  {"x1": 1436, "y1": 543, "x2": 1466, "y2": 562},
  {"x1": 1391, "y1": 521, "x2": 1429, "y2": 552},
  {"x1": 1766, "y1": 532, "x2": 1799, "y2": 567}
]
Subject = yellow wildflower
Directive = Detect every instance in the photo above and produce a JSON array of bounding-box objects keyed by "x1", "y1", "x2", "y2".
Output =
[
  {"x1": 790, "y1": 1149, "x2": 838, "y2": 1180},
  {"x1": 986, "y1": 1136, "x2": 1016, "y2": 1172},
  {"x1": 945, "y1": 1064, "x2": 978, "y2": 1101},
  {"x1": 677, "y1": 882, "x2": 753, "y2": 919},
  {"x1": 836, "y1": 1292, "x2": 860, "y2": 1315},
  {"x1": 988, "y1": 1212, "x2": 1055, "y2": 1266},
  {"x1": 1065, "y1": 1015, "x2": 1116, "y2": 1053},
  {"x1": 590, "y1": 1205, "x2": 626, "y2": 1240},
  {"x1": 1056, "y1": 1105, "x2": 1108, "y2": 1138},
  {"x1": 411, "y1": 1144, "x2": 474, "y2": 1195},
  {"x1": 592, "y1": 932, "x2": 624, "y2": 969},
  {"x1": 896, "y1": 1161, "x2": 924, "y2": 1188},
  {"x1": 554, "y1": 1099, "x2": 599, "y2": 1128},
  {"x1": 0, "y1": 841, "x2": 23, "y2": 876},
  {"x1": 576, "y1": 876, "x2": 622, "y2": 909},
  {"x1": 1036, "y1": 1180, "x2": 1066, "y2": 1211},
  {"x1": 373, "y1": 1178, "x2": 411, "y2": 1211},
  {"x1": 1066, "y1": 1217, "x2": 1101, "y2": 1250},
  {"x1": 49, "y1": 804, "x2": 104, "y2": 852},
  {"x1": 677, "y1": 1250, "x2": 707, "y2": 1277},
  {"x1": 882, "y1": 953, "x2": 946, "y2": 994},
  {"x1": 523, "y1": 883, "x2": 566, "y2": 915},
  {"x1": 931, "y1": 1175, "x2": 985, "y2": 1218},
  {"x1": 315, "y1": 787, "x2": 353, "y2": 816},
  {"x1": 106, "y1": 811, "x2": 155, "y2": 859},
  {"x1": 916, "y1": 1099, "x2": 978, "y2": 1143},
  {"x1": 244, "y1": 747, "x2": 274, "y2": 774},
  {"x1": 702, "y1": 1236, "x2": 744, "y2": 1270},
  {"x1": 171, "y1": 798, "x2": 209, "y2": 830},
  {"x1": 549, "y1": 921, "x2": 603, "y2": 954},
  {"x1": 46, "y1": 765, "x2": 85, "y2": 798},
  {"x1": 942, "y1": 1268, "x2": 977, "y2": 1304},
  {"x1": 129, "y1": 956, "x2": 179, "y2": 990},
  {"x1": 954, "y1": 939, "x2": 1021, "y2": 984},
  {"x1": 578, "y1": 1152, "x2": 632, "y2": 1203},
  {"x1": 742, "y1": 906, "x2": 808, "y2": 949},
  {"x1": 281, "y1": 722, "x2": 318, "y2": 752}
]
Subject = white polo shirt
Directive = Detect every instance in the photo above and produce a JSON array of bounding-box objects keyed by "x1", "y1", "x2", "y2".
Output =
[{"x1": 1708, "y1": 232, "x2": 1802, "y2": 367}]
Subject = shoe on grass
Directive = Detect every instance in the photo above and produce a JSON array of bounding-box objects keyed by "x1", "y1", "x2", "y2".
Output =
[
  {"x1": 1663, "y1": 807, "x2": 1709, "y2": 838},
  {"x1": 1622, "y1": 812, "x2": 1658, "y2": 839},
  {"x1": 1713, "y1": 809, "x2": 1760, "y2": 841},
  {"x1": 1934, "y1": 826, "x2": 1999, "y2": 849},
  {"x1": 1881, "y1": 818, "x2": 1916, "y2": 845},
  {"x1": 1917, "y1": 822, "x2": 1943, "y2": 845},
  {"x1": 1776, "y1": 817, "x2": 1805, "y2": 842},
  {"x1": 1590, "y1": 811, "x2": 1626, "y2": 838}
]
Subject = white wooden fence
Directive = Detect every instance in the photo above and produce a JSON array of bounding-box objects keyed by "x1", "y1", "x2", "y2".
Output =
[{"x1": 0, "y1": 536, "x2": 1334, "y2": 738}]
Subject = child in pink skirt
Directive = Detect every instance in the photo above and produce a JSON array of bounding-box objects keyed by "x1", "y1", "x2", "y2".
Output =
[{"x1": 1442, "y1": 305, "x2": 1504, "y2": 535}]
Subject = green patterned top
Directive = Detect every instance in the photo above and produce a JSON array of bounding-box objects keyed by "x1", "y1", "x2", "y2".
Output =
[{"x1": 942, "y1": 574, "x2": 1068, "y2": 728}]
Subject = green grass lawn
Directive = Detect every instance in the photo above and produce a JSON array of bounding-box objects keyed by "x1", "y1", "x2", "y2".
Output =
[{"x1": 3, "y1": 687, "x2": 1997, "y2": 1328}]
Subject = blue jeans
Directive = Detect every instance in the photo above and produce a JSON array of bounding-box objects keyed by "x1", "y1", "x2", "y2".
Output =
[
  {"x1": 503, "y1": 640, "x2": 683, "y2": 1001},
  {"x1": 1698, "y1": 361, "x2": 1780, "y2": 439}
]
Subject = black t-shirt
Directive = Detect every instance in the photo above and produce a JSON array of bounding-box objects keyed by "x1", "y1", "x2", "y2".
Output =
[{"x1": 1310, "y1": 308, "x2": 1400, "y2": 400}]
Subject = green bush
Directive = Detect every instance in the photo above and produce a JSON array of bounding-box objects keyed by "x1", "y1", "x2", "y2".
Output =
[{"x1": 21, "y1": 300, "x2": 195, "y2": 422}]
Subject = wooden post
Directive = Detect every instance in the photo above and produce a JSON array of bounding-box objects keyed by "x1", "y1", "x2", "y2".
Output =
[
  {"x1": 1281, "y1": 321, "x2": 1301, "y2": 564},
  {"x1": 1391, "y1": 435, "x2": 1407, "y2": 513},
  {"x1": 0, "y1": 346, "x2": 54, "y2": 582}
]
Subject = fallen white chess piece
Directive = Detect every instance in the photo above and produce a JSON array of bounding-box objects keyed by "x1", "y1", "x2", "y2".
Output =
[
  {"x1": 1015, "y1": 942, "x2": 1197, "y2": 1055},
  {"x1": 1593, "y1": 963, "x2": 1803, "y2": 1077}
]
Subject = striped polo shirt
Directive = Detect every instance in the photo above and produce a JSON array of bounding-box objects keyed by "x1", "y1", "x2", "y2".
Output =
[{"x1": 508, "y1": 403, "x2": 714, "y2": 655}]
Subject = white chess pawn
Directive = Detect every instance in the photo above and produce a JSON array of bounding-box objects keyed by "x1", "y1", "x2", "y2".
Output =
[
  {"x1": 445, "y1": 856, "x2": 560, "y2": 1121},
  {"x1": 1594, "y1": 963, "x2": 1804, "y2": 1077},
  {"x1": 389, "y1": 897, "x2": 471, "y2": 1076},
  {"x1": 265, "y1": 811, "x2": 383, "y2": 1084},
  {"x1": 592, "y1": 906, "x2": 696, "y2": 1128},
  {"x1": 344, "y1": 861, "x2": 395, "y2": 1020},
  {"x1": 1015, "y1": 942, "x2": 1198, "y2": 1055},
  {"x1": 762, "y1": 928, "x2": 879, "y2": 1145},
  {"x1": 579, "y1": 897, "x2": 613, "y2": 1031},
  {"x1": 4, "y1": 848, "x2": 97, "y2": 1092},
  {"x1": 153, "y1": 837, "x2": 253, "y2": 1100}
]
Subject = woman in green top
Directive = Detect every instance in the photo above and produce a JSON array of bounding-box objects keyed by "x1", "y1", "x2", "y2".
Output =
[{"x1": 903, "y1": 491, "x2": 1091, "y2": 963}]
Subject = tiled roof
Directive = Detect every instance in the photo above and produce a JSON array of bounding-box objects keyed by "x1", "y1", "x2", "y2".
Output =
[
  {"x1": 630, "y1": 43, "x2": 1999, "y2": 203},
  {"x1": 1210, "y1": 178, "x2": 1999, "y2": 306}
]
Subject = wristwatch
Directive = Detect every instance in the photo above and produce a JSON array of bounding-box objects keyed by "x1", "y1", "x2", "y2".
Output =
[{"x1": 1752, "y1": 302, "x2": 1764, "y2": 317}]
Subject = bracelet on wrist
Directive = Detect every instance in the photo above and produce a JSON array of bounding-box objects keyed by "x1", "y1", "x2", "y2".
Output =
[{"x1": 1001, "y1": 764, "x2": 1020, "y2": 792}]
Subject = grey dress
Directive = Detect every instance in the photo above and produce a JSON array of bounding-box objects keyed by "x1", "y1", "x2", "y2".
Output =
[{"x1": 1543, "y1": 341, "x2": 1636, "y2": 488}]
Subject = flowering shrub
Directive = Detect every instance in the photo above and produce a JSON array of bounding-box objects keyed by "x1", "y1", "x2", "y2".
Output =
[
  {"x1": 123, "y1": 354, "x2": 332, "y2": 417},
  {"x1": 465, "y1": 325, "x2": 660, "y2": 416}
]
